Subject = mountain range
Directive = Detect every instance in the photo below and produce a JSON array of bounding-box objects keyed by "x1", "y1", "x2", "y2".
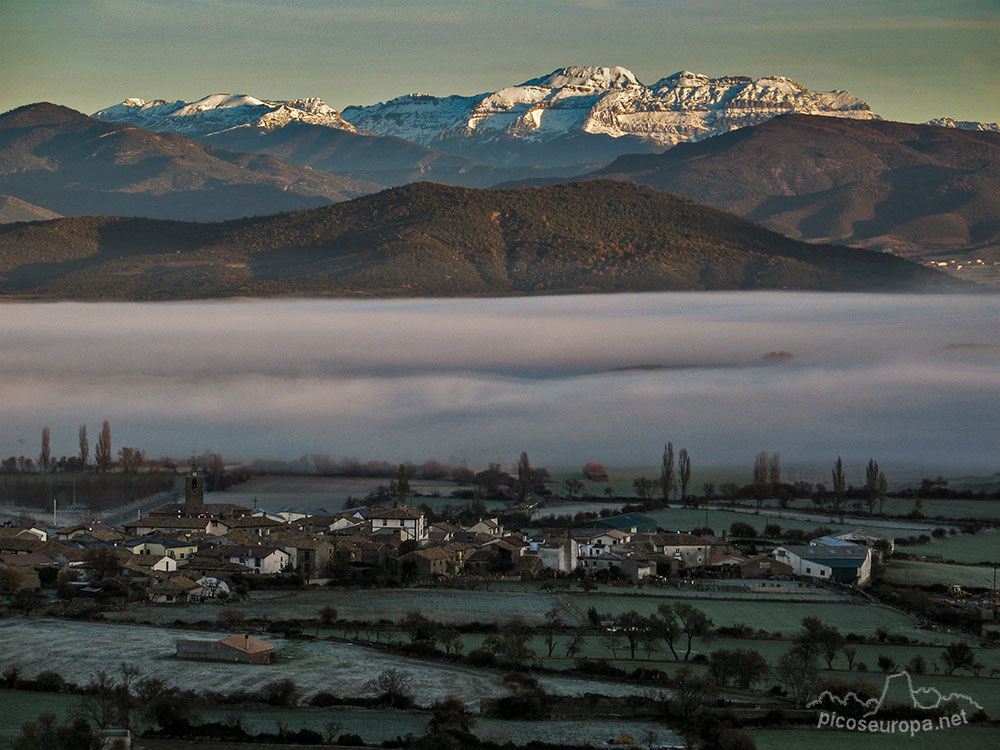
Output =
[
  {"x1": 96, "y1": 66, "x2": 879, "y2": 171},
  {"x1": 588, "y1": 115, "x2": 1000, "y2": 256},
  {"x1": 0, "y1": 181, "x2": 957, "y2": 300},
  {"x1": 1, "y1": 65, "x2": 997, "y2": 286},
  {"x1": 0, "y1": 103, "x2": 378, "y2": 222},
  {"x1": 341, "y1": 66, "x2": 877, "y2": 165}
]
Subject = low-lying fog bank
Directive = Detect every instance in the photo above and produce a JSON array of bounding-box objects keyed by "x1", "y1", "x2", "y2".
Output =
[{"x1": 1, "y1": 292, "x2": 997, "y2": 474}]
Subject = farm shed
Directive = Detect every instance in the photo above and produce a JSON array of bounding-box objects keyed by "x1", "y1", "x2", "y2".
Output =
[
  {"x1": 176, "y1": 634, "x2": 274, "y2": 664},
  {"x1": 773, "y1": 544, "x2": 872, "y2": 585}
]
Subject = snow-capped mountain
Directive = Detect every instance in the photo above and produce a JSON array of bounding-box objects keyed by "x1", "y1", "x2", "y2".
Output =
[
  {"x1": 92, "y1": 67, "x2": 879, "y2": 169},
  {"x1": 93, "y1": 94, "x2": 357, "y2": 137},
  {"x1": 925, "y1": 117, "x2": 1000, "y2": 133},
  {"x1": 340, "y1": 65, "x2": 878, "y2": 149}
]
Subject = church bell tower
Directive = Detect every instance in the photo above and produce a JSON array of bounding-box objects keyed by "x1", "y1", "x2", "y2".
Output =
[{"x1": 185, "y1": 468, "x2": 205, "y2": 515}]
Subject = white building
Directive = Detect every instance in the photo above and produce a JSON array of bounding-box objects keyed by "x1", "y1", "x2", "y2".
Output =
[
  {"x1": 364, "y1": 506, "x2": 427, "y2": 541},
  {"x1": 227, "y1": 546, "x2": 290, "y2": 574},
  {"x1": 772, "y1": 544, "x2": 872, "y2": 585}
]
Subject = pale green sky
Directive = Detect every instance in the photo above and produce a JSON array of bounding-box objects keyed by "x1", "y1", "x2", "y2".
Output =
[{"x1": 2, "y1": 0, "x2": 998, "y2": 123}]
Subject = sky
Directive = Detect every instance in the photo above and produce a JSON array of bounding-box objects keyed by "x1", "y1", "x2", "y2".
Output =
[
  {"x1": 2, "y1": 293, "x2": 997, "y2": 479},
  {"x1": 2, "y1": 0, "x2": 998, "y2": 124}
]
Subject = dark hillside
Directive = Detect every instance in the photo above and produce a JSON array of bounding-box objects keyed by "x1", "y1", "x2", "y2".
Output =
[
  {"x1": 0, "y1": 103, "x2": 381, "y2": 222},
  {"x1": 592, "y1": 115, "x2": 1000, "y2": 256},
  {"x1": 0, "y1": 180, "x2": 959, "y2": 300}
]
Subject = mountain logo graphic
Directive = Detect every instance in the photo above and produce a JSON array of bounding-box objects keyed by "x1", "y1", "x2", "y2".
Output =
[{"x1": 807, "y1": 671, "x2": 982, "y2": 718}]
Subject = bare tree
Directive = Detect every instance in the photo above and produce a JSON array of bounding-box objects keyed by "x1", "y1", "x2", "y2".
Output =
[
  {"x1": 78, "y1": 425, "x2": 89, "y2": 468},
  {"x1": 543, "y1": 608, "x2": 563, "y2": 657},
  {"x1": 77, "y1": 670, "x2": 119, "y2": 729},
  {"x1": 517, "y1": 451, "x2": 531, "y2": 503},
  {"x1": 632, "y1": 477, "x2": 655, "y2": 501},
  {"x1": 118, "y1": 447, "x2": 145, "y2": 474},
  {"x1": 753, "y1": 451, "x2": 770, "y2": 487},
  {"x1": 877, "y1": 471, "x2": 889, "y2": 515},
  {"x1": 95, "y1": 420, "x2": 112, "y2": 473},
  {"x1": 831, "y1": 457, "x2": 846, "y2": 514},
  {"x1": 39, "y1": 427, "x2": 51, "y2": 474},
  {"x1": 864, "y1": 459, "x2": 880, "y2": 515},
  {"x1": 564, "y1": 478, "x2": 584, "y2": 500},
  {"x1": 660, "y1": 442, "x2": 675, "y2": 502},
  {"x1": 674, "y1": 602, "x2": 713, "y2": 660},
  {"x1": 768, "y1": 452, "x2": 781, "y2": 486},
  {"x1": 678, "y1": 449, "x2": 691, "y2": 505}
]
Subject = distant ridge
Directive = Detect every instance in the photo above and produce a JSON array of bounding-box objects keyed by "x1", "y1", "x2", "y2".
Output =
[
  {"x1": 589, "y1": 115, "x2": 1000, "y2": 256},
  {"x1": 0, "y1": 103, "x2": 381, "y2": 222},
  {"x1": 0, "y1": 181, "x2": 959, "y2": 300}
]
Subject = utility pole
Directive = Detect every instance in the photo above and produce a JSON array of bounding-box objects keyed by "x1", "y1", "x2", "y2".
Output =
[{"x1": 52, "y1": 497, "x2": 56, "y2": 527}]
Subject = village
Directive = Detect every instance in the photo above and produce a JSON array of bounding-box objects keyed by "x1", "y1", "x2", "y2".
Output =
[
  {"x1": 0, "y1": 467, "x2": 885, "y2": 607},
  {"x1": 2, "y1": 463, "x2": 1000, "y2": 750}
]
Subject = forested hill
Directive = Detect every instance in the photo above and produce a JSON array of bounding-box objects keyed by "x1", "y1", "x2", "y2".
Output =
[{"x1": 0, "y1": 181, "x2": 960, "y2": 300}]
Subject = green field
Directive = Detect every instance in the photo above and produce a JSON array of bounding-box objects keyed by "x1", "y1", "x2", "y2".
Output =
[
  {"x1": 0, "y1": 691, "x2": 79, "y2": 750},
  {"x1": 884, "y1": 560, "x2": 1000, "y2": 588},
  {"x1": 752, "y1": 495, "x2": 1000, "y2": 520},
  {"x1": 121, "y1": 587, "x2": 576, "y2": 626},
  {"x1": 642, "y1": 506, "x2": 932, "y2": 538},
  {"x1": 565, "y1": 594, "x2": 915, "y2": 637},
  {"x1": 903, "y1": 529, "x2": 1000, "y2": 564},
  {"x1": 0, "y1": 690, "x2": 683, "y2": 749}
]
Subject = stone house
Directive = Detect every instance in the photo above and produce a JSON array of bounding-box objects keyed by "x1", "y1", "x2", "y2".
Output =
[{"x1": 176, "y1": 634, "x2": 274, "y2": 664}]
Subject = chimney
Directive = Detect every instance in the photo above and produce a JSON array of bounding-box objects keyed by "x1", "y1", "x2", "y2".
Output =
[{"x1": 244, "y1": 634, "x2": 249, "y2": 649}]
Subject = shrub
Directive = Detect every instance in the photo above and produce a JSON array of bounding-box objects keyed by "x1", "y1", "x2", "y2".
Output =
[
  {"x1": 33, "y1": 670, "x2": 65, "y2": 692},
  {"x1": 574, "y1": 658, "x2": 625, "y2": 677},
  {"x1": 259, "y1": 678, "x2": 301, "y2": 706},
  {"x1": 466, "y1": 649, "x2": 495, "y2": 667},
  {"x1": 877, "y1": 655, "x2": 896, "y2": 673},
  {"x1": 217, "y1": 609, "x2": 246, "y2": 629},
  {"x1": 496, "y1": 692, "x2": 547, "y2": 720},
  {"x1": 309, "y1": 691, "x2": 338, "y2": 707},
  {"x1": 363, "y1": 668, "x2": 414, "y2": 709}
]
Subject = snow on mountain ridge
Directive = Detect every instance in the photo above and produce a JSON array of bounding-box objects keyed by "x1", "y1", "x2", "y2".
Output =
[
  {"x1": 341, "y1": 65, "x2": 878, "y2": 148},
  {"x1": 520, "y1": 65, "x2": 641, "y2": 90},
  {"x1": 925, "y1": 117, "x2": 1000, "y2": 133},
  {"x1": 94, "y1": 94, "x2": 357, "y2": 137},
  {"x1": 94, "y1": 67, "x2": 881, "y2": 156}
]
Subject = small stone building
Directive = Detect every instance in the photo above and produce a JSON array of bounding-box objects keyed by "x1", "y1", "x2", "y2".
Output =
[{"x1": 176, "y1": 634, "x2": 274, "y2": 664}]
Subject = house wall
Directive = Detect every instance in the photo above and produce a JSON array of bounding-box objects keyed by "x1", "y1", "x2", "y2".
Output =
[
  {"x1": 660, "y1": 544, "x2": 710, "y2": 568},
  {"x1": 536, "y1": 539, "x2": 578, "y2": 573},
  {"x1": 175, "y1": 639, "x2": 271, "y2": 664},
  {"x1": 371, "y1": 516, "x2": 426, "y2": 540},
  {"x1": 773, "y1": 547, "x2": 870, "y2": 585}
]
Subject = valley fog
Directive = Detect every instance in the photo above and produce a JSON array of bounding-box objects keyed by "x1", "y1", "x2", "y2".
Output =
[{"x1": 1, "y1": 292, "x2": 997, "y2": 476}]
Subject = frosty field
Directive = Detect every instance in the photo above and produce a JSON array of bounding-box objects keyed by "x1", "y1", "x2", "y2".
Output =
[{"x1": 883, "y1": 560, "x2": 1000, "y2": 589}]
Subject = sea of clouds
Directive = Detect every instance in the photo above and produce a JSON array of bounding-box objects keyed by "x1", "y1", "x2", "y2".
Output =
[{"x1": 2, "y1": 292, "x2": 997, "y2": 478}]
